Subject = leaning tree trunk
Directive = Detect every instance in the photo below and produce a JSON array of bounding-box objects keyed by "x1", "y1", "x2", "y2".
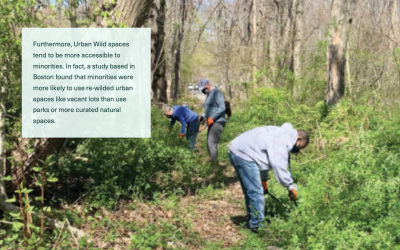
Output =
[
  {"x1": 5, "y1": 138, "x2": 64, "y2": 195},
  {"x1": 326, "y1": 0, "x2": 346, "y2": 107},
  {"x1": 148, "y1": 0, "x2": 167, "y2": 103}
]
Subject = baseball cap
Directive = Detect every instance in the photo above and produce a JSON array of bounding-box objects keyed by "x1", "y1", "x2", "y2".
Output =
[{"x1": 198, "y1": 78, "x2": 210, "y2": 91}]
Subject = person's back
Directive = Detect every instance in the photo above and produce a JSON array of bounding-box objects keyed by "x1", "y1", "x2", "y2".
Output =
[
  {"x1": 164, "y1": 105, "x2": 200, "y2": 150},
  {"x1": 228, "y1": 123, "x2": 309, "y2": 232},
  {"x1": 171, "y1": 106, "x2": 198, "y2": 124},
  {"x1": 230, "y1": 123, "x2": 297, "y2": 169},
  {"x1": 229, "y1": 123, "x2": 298, "y2": 190}
]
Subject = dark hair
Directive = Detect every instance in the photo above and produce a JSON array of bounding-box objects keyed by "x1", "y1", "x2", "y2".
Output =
[
  {"x1": 297, "y1": 129, "x2": 310, "y2": 145},
  {"x1": 224, "y1": 100, "x2": 232, "y2": 118}
]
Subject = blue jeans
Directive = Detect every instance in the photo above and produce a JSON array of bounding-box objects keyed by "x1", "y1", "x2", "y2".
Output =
[
  {"x1": 186, "y1": 119, "x2": 200, "y2": 150},
  {"x1": 229, "y1": 151, "x2": 264, "y2": 228}
]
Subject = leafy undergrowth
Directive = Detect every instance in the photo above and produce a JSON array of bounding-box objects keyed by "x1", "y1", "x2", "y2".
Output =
[
  {"x1": 219, "y1": 89, "x2": 400, "y2": 249},
  {"x1": 3, "y1": 88, "x2": 400, "y2": 249}
]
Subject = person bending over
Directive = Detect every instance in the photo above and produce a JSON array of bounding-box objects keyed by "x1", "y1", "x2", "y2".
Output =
[
  {"x1": 163, "y1": 105, "x2": 200, "y2": 150},
  {"x1": 229, "y1": 123, "x2": 309, "y2": 232}
]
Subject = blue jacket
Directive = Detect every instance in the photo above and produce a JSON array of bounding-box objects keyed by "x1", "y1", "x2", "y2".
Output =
[
  {"x1": 229, "y1": 123, "x2": 298, "y2": 191},
  {"x1": 204, "y1": 88, "x2": 226, "y2": 123},
  {"x1": 170, "y1": 106, "x2": 198, "y2": 134}
]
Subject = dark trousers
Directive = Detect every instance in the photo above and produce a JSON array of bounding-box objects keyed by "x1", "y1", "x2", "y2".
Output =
[
  {"x1": 207, "y1": 122, "x2": 225, "y2": 162},
  {"x1": 186, "y1": 119, "x2": 200, "y2": 150}
]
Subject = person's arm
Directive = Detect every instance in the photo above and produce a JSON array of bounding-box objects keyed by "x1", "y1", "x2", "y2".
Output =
[
  {"x1": 175, "y1": 108, "x2": 186, "y2": 136},
  {"x1": 269, "y1": 143, "x2": 295, "y2": 191},
  {"x1": 260, "y1": 170, "x2": 269, "y2": 194},
  {"x1": 170, "y1": 118, "x2": 176, "y2": 127},
  {"x1": 209, "y1": 91, "x2": 226, "y2": 121},
  {"x1": 204, "y1": 93, "x2": 212, "y2": 119},
  {"x1": 260, "y1": 170, "x2": 269, "y2": 181},
  {"x1": 178, "y1": 117, "x2": 186, "y2": 135}
]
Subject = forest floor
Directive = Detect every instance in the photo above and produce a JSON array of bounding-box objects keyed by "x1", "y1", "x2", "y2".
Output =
[
  {"x1": 63, "y1": 104, "x2": 281, "y2": 249},
  {"x1": 69, "y1": 167, "x2": 250, "y2": 249},
  {"x1": 66, "y1": 129, "x2": 255, "y2": 250}
]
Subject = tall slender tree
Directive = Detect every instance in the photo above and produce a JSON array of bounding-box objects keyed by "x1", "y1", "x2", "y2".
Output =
[
  {"x1": 173, "y1": 0, "x2": 186, "y2": 101},
  {"x1": 326, "y1": 0, "x2": 352, "y2": 107},
  {"x1": 148, "y1": 0, "x2": 168, "y2": 103}
]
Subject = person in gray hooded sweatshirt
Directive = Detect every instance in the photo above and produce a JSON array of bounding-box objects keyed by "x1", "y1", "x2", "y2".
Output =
[
  {"x1": 198, "y1": 79, "x2": 226, "y2": 162},
  {"x1": 229, "y1": 123, "x2": 309, "y2": 232}
]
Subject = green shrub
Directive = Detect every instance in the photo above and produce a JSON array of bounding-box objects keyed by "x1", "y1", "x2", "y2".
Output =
[
  {"x1": 51, "y1": 106, "x2": 212, "y2": 207},
  {"x1": 221, "y1": 89, "x2": 400, "y2": 249}
]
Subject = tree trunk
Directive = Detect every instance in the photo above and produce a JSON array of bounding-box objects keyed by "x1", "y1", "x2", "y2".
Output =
[
  {"x1": 148, "y1": 0, "x2": 167, "y2": 103},
  {"x1": 68, "y1": 0, "x2": 78, "y2": 27},
  {"x1": 173, "y1": 0, "x2": 186, "y2": 102},
  {"x1": 269, "y1": 0, "x2": 281, "y2": 84},
  {"x1": 0, "y1": 75, "x2": 7, "y2": 206},
  {"x1": 293, "y1": 0, "x2": 303, "y2": 80},
  {"x1": 392, "y1": 0, "x2": 400, "y2": 87},
  {"x1": 283, "y1": 0, "x2": 294, "y2": 73},
  {"x1": 6, "y1": 138, "x2": 64, "y2": 194},
  {"x1": 392, "y1": 0, "x2": 400, "y2": 44},
  {"x1": 93, "y1": 0, "x2": 154, "y2": 28},
  {"x1": 238, "y1": 0, "x2": 253, "y2": 96},
  {"x1": 326, "y1": 0, "x2": 346, "y2": 107},
  {"x1": 166, "y1": 0, "x2": 177, "y2": 102},
  {"x1": 252, "y1": 0, "x2": 258, "y2": 88}
]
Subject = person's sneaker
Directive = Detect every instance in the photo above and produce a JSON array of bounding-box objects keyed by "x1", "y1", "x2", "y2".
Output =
[
  {"x1": 246, "y1": 224, "x2": 259, "y2": 234},
  {"x1": 250, "y1": 227, "x2": 259, "y2": 234}
]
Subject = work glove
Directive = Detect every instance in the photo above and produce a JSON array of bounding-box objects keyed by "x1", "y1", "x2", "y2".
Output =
[
  {"x1": 261, "y1": 181, "x2": 268, "y2": 194},
  {"x1": 288, "y1": 188, "x2": 298, "y2": 201},
  {"x1": 207, "y1": 117, "x2": 214, "y2": 126},
  {"x1": 179, "y1": 133, "x2": 185, "y2": 139}
]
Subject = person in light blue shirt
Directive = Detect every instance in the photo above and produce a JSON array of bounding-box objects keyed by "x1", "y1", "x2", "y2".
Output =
[
  {"x1": 163, "y1": 105, "x2": 200, "y2": 150},
  {"x1": 229, "y1": 123, "x2": 309, "y2": 233}
]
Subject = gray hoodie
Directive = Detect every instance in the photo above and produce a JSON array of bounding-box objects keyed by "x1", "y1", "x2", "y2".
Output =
[
  {"x1": 204, "y1": 88, "x2": 226, "y2": 123},
  {"x1": 229, "y1": 123, "x2": 298, "y2": 191}
]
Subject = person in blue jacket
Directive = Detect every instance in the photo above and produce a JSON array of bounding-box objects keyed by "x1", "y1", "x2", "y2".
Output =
[
  {"x1": 198, "y1": 79, "x2": 226, "y2": 162},
  {"x1": 163, "y1": 105, "x2": 200, "y2": 150}
]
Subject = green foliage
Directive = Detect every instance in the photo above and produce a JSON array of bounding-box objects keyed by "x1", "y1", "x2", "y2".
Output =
[
  {"x1": 0, "y1": 0, "x2": 42, "y2": 128},
  {"x1": 52, "y1": 107, "x2": 212, "y2": 207},
  {"x1": 220, "y1": 88, "x2": 400, "y2": 249},
  {"x1": 1, "y1": 156, "x2": 58, "y2": 249},
  {"x1": 130, "y1": 222, "x2": 184, "y2": 250}
]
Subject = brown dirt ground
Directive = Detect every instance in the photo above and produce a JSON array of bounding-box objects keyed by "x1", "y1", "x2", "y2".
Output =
[{"x1": 70, "y1": 168, "x2": 249, "y2": 249}]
